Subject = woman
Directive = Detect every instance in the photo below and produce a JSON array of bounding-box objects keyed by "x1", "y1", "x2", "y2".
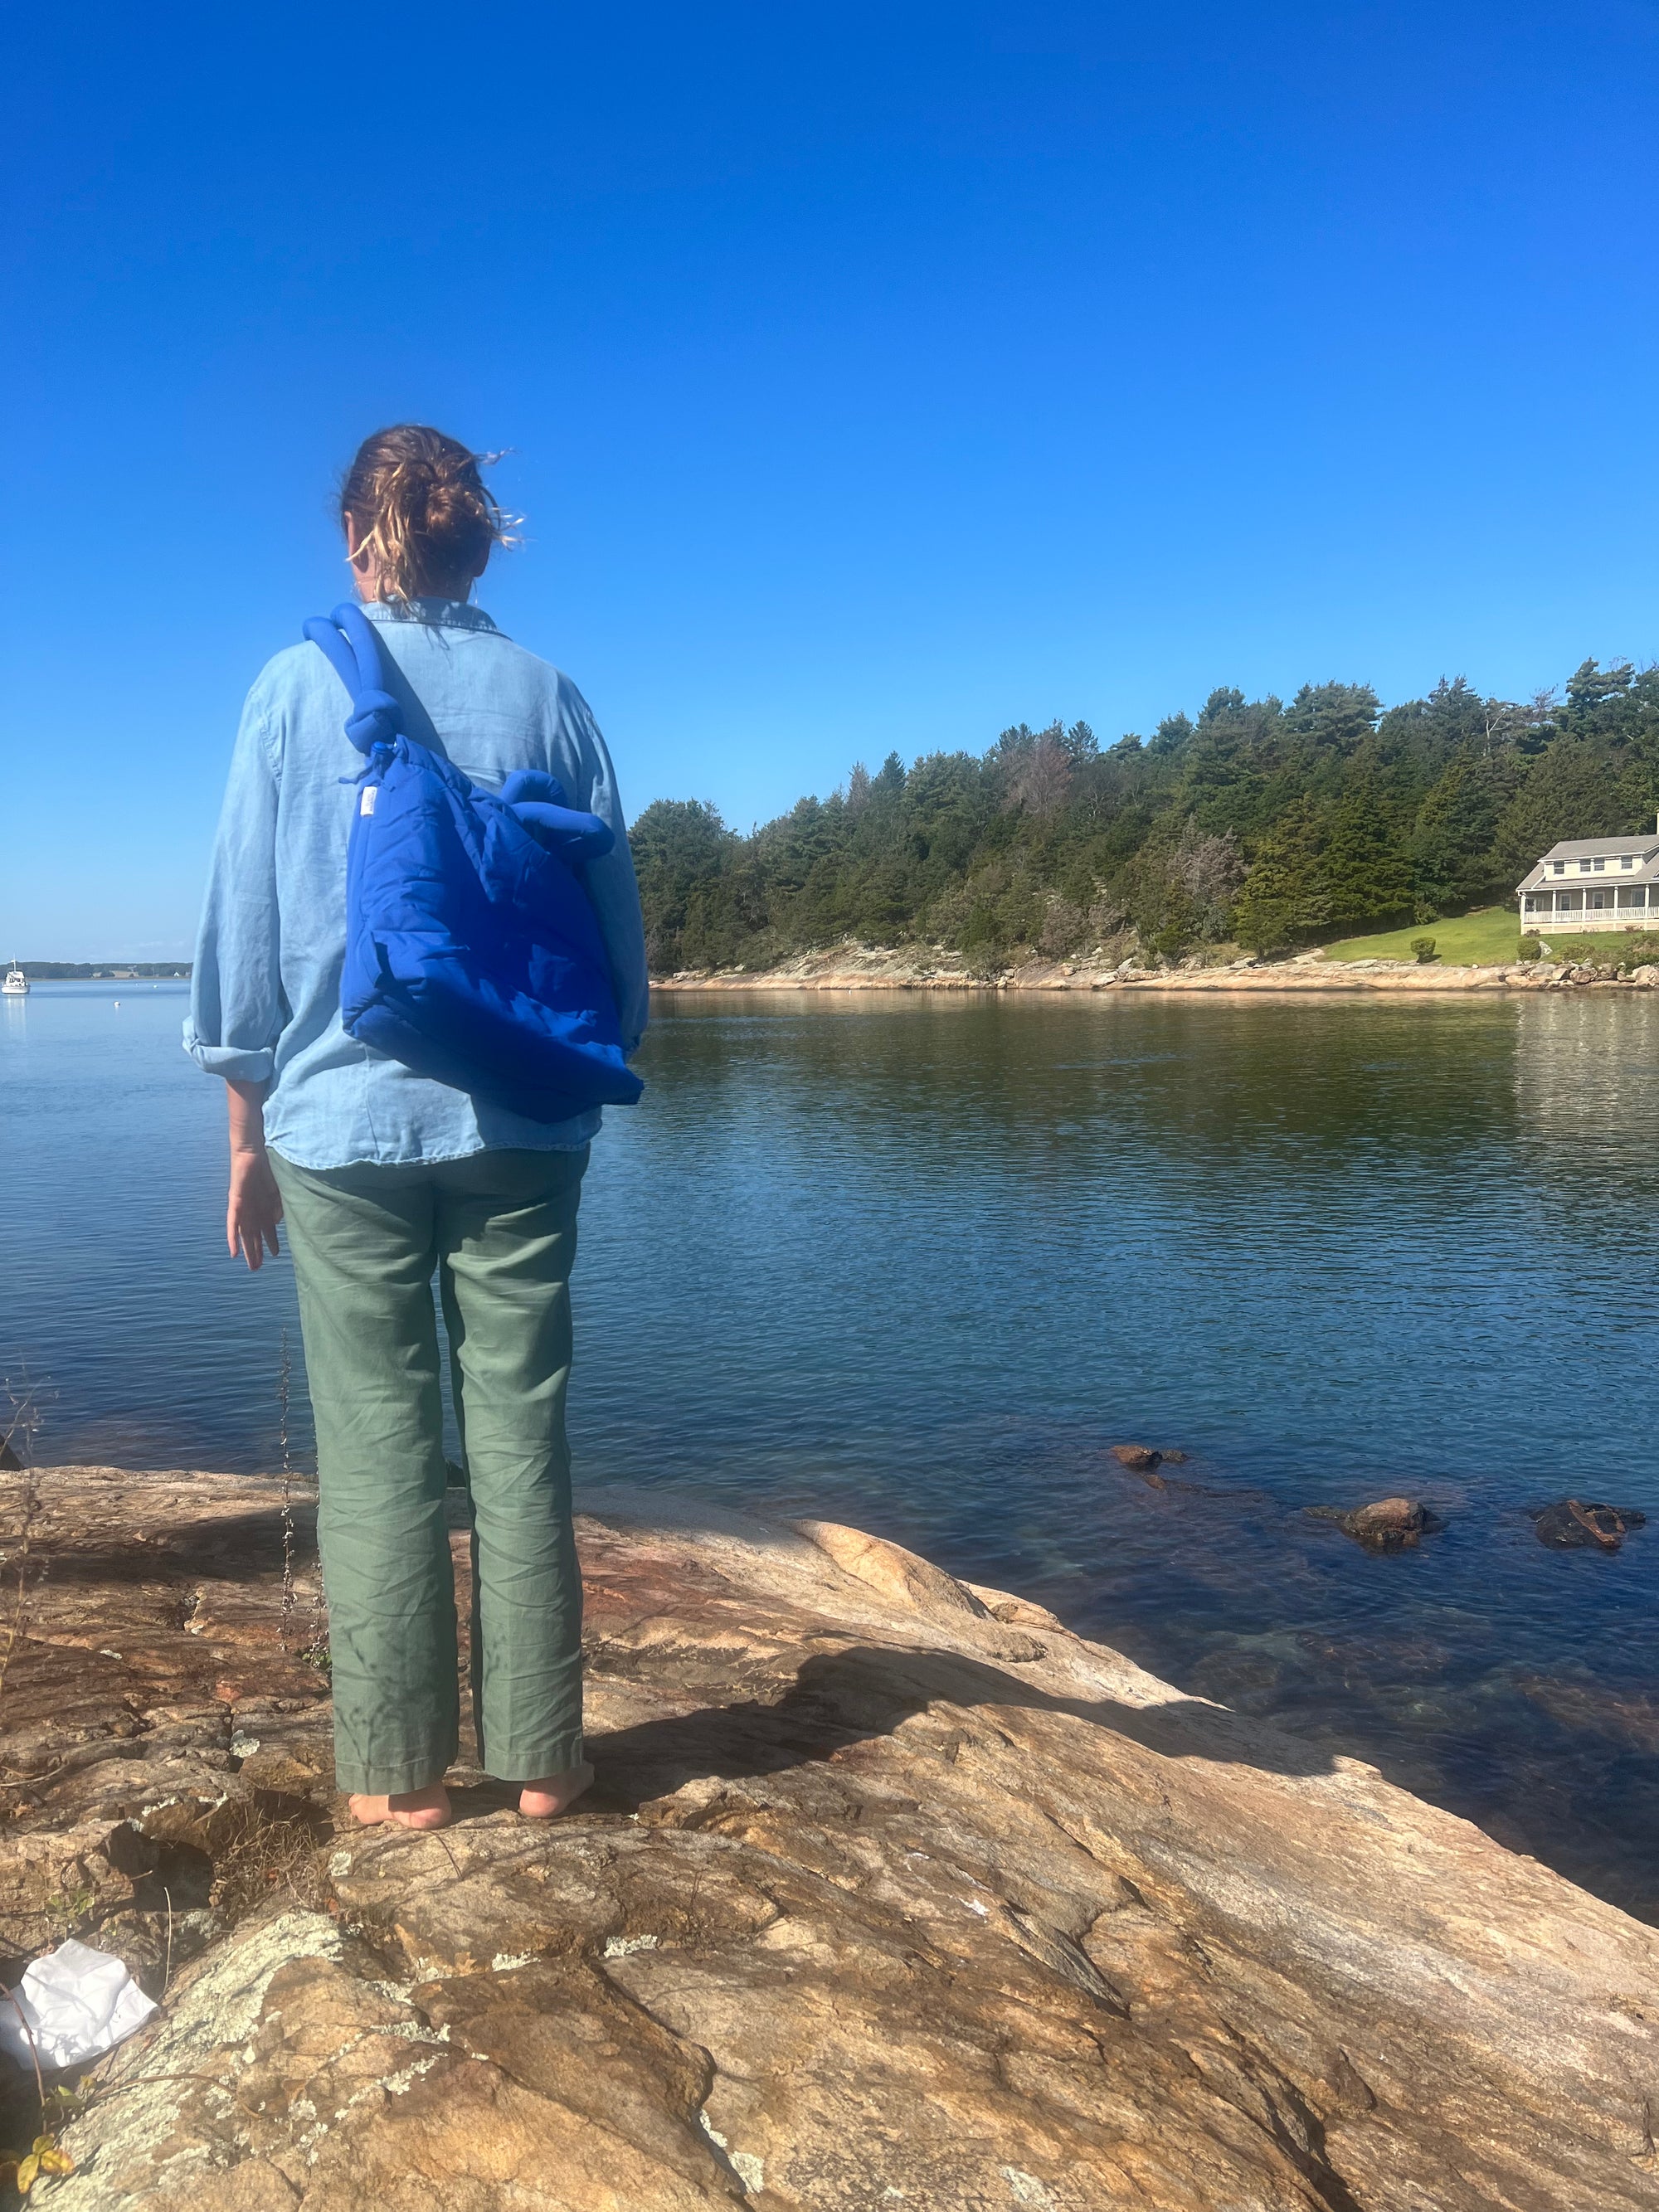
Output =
[{"x1": 187, "y1": 425, "x2": 649, "y2": 1832}]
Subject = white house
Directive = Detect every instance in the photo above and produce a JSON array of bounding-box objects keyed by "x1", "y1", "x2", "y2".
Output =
[{"x1": 1516, "y1": 831, "x2": 1659, "y2": 935}]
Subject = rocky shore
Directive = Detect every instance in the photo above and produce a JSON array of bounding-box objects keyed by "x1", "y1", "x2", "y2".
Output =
[
  {"x1": 656, "y1": 944, "x2": 1659, "y2": 994},
  {"x1": 5, "y1": 1465, "x2": 1659, "y2": 2208}
]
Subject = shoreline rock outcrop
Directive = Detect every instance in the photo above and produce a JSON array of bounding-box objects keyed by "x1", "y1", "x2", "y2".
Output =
[
  {"x1": 4, "y1": 1465, "x2": 1659, "y2": 2207},
  {"x1": 653, "y1": 942, "x2": 1659, "y2": 997}
]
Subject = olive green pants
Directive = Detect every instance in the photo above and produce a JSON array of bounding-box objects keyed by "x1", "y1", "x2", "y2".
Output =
[{"x1": 270, "y1": 1145, "x2": 587, "y2": 1796}]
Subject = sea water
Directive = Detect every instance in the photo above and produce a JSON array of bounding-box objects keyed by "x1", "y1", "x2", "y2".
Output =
[{"x1": 4, "y1": 980, "x2": 1658, "y2": 1917}]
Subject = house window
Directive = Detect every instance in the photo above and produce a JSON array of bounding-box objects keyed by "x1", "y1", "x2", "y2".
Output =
[
  {"x1": 1623, "y1": 856, "x2": 1635, "y2": 869},
  {"x1": 1553, "y1": 861, "x2": 1565, "y2": 875},
  {"x1": 1595, "y1": 858, "x2": 1607, "y2": 872},
  {"x1": 1593, "y1": 891, "x2": 1608, "y2": 907},
  {"x1": 1579, "y1": 860, "x2": 1592, "y2": 873},
  {"x1": 1524, "y1": 895, "x2": 1539, "y2": 912}
]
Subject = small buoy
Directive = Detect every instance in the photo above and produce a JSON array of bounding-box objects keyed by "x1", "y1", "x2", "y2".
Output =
[{"x1": 113, "y1": 999, "x2": 120, "y2": 1008}]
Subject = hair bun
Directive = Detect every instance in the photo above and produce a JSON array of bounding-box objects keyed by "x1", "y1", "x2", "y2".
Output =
[{"x1": 341, "y1": 425, "x2": 517, "y2": 601}]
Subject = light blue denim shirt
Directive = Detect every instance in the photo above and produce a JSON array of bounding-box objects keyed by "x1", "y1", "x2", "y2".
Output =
[{"x1": 185, "y1": 598, "x2": 649, "y2": 1171}]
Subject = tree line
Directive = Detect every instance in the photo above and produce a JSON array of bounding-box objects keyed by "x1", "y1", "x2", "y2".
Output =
[{"x1": 629, "y1": 659, "x2": 1659, "y2": 973}]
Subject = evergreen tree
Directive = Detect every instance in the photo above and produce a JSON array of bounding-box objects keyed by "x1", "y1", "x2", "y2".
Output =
[
  {"x1": 1230, "y1": 801, "x2": 1331, "y2": 952},
  {"x1": 630, "y1": 800, "x2": 741, "y2": 970},
  {"x1": 1491, "y1": 740, "x2": 1629, "y2": 883},
  {"x1": 872, "y1": 751, "x2": 907, "y2": 801},
  {"x1": 1409, "y1": 753, "x2": 1515, "y2": 914},
  {"x1": 1564, "y1": 659, "x2": 1635, "y2": 722},
  {"x1": 1319, "y1": 778, "x2": 1413, "y2": 931},
  {"x1": 629, "y1": 652, "x2": 1659, "y2": 970},
  {"x1": 1282, "y1": 681, "x2": 1381, "y2": 755}
]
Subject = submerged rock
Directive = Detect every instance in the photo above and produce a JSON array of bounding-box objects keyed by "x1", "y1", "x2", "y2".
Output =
[
  {"x1": 1306, "y1": 1495, "x2": 1446, "y2": 1550},
  {"x1": 1515, "y1": 1671, "x2": 1659, "y2": 1753},
  {"x1": 1529, "y1": 1499, "x2": 1647, "y2": 1551},
  {"x1": 6, "y1": 1464, "x2": 1659, "y2": 2209},
  {"x1": 1111, "y1": 1442, "x2": 1162, "y2": 1469}
]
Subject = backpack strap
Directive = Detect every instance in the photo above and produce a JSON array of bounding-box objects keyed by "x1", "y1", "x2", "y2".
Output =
[
  {"x1": 302, "y1": 608, "x2": 613, "y2": 860},
  {"x1": 499, "y1": 770, "x2": 615, "y2": 860},
  {"x1": 302, "y1": 602, "x2": 403, "y2": 757}
]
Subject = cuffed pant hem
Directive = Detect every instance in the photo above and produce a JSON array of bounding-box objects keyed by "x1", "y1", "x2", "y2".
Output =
[
  {"x1": 333, "y1": 1746, "x2": 460, "y2": 1797},
  {"x1": 484, "y1": 1731, "x2": 586, "y2": 1784}
]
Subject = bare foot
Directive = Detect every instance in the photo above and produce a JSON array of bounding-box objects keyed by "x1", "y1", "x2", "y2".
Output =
[
  {"x1": 348, "y1": 1784, "x2": 453, "y2": 1830},
  {"x1": 519, "y1": 1761, "x2": 594, "y2": 1819}
]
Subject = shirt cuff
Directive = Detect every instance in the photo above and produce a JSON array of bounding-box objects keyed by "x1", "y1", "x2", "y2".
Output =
[{"x1": 182, "y1": 1024, "x2": 275, "y2": 1084}]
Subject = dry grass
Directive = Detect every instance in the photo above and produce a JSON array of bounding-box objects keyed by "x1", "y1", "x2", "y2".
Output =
[{"x1": 208, "y1": 1800, "x2": 329, "y2": 1927}]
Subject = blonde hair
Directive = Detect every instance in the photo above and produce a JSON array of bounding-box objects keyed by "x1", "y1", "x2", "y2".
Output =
[{"x1": 340, "y1": 425, "x2": 518, "y2": 601}]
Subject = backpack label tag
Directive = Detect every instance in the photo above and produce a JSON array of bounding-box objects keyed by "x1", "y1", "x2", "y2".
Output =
[{"x1": 360, "y1": 786, "x2": 377, "y2": 816}]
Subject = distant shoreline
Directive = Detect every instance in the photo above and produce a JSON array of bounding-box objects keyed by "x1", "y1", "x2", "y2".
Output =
[
  {"x1": 17, "y1": 950, "x2": 1657, "y2": 995},
  {"x1": 653, "y1": 948, "x2": 1659, "y2": 996},
  {"x1": 9, "y1": 963, "x2": 191, "y2": 980}
]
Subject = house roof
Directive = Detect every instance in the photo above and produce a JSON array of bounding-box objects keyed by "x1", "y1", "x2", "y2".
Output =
[
  {"x1": 1535, "y1": 836, "x2": 1659, "y2": 863},
  {"x1": 1515, "y1": 834, "x2": 1659, "y2": 894}
]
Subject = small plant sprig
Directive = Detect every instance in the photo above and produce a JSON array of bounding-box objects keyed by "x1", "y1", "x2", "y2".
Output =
[
  {"x1": 0, "y1": 1369, "x2": 47, "y2": 1717},
  {"x1": 0, "y1": 2132, "x2": 75, "y2": 2196},
  {"x1": 277, "y1": 1330, "x2": 296, "y2": 1650}
]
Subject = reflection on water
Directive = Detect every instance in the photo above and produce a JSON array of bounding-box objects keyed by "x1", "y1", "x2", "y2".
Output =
[{"x1": 4, "y1": 983, "x2": 1659, "y2": 1918}]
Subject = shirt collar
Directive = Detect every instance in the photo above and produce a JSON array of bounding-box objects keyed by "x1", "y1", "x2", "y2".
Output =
[{"x1": 360, "y1": 597, "x2": 501, "y2": 634}]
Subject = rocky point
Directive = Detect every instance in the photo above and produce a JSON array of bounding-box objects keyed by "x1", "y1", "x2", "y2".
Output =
[{"x1": 2, "y1": 1464, "x2": 1659, "y2": 2209}]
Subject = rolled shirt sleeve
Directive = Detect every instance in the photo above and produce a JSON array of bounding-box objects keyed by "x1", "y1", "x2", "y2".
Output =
[
  {"x1": 554, "y1": 677, "x2": 651, "y2": 1056},
  {"x1": 183, "y1": 688, "x2": 285, "y2": 1083}
]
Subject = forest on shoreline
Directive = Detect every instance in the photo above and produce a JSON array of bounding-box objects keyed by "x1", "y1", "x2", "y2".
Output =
[{"x1": 630, "y1": 659, "x2": 1659, "y2": 974}]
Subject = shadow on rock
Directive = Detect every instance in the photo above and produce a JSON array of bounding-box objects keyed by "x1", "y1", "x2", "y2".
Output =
[
  {"x1": 585, "y1": 1641, "x2": 1338, "y2": 1812},
  {"x1": 25, "y1": 1507, "x2": 312, "y2": 1587}
]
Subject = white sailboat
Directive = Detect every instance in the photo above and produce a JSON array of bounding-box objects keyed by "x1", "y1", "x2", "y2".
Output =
[{"x1": 2, "y1": 964, "x2": 28, "y2": 996}]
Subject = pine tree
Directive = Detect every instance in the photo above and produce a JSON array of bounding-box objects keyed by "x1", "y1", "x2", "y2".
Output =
[
  {"x1": 1491, "y1": 740, "x2": 1629, "y2": 883},
  {"x1": 1409, "y1": 753, "x2": 1515, "y2": 914},
  {"x1": 1319, "y1": 778, "x2": 1413, "y2": 931},
  {"x1": 1231, "y1": 801, "x2": 1331, "y2": 953}
]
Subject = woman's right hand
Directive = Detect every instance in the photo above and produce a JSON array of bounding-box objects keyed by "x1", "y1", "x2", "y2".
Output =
[
  {"x1": 225, "y1": 1078, "x2": 281, "y2": 1271},
  {"x1": 228, "y1": 1146, "x2": 284, "y2": 1271}
]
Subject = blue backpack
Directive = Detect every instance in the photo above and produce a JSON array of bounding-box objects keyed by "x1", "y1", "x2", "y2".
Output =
[{"x1": 303, "y1": 601, "x2": 644, "y2": 1125}]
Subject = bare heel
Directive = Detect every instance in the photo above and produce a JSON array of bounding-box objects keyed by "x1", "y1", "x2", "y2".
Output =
[
  {"x1": 519, "y1": 1762, "x2": 593, "y2": 1819},
  {"x1": 349, "y1": 1785, "x2": 453, "y2": 1830}
]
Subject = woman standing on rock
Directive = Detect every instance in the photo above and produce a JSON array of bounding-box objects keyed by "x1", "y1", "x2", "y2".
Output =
[{"x1": 185, "y1": 425, "x2": 649, "y2": 1832}]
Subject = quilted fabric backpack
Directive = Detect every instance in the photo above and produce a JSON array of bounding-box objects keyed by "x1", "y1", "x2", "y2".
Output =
[{"x1": 303, "y1": 601, "x2": 644, "y2": 1125}]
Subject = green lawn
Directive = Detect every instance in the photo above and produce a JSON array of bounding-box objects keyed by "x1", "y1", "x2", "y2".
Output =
[{"x1": 1320, "y1": 907, "x2": 1520, "y2": 965}]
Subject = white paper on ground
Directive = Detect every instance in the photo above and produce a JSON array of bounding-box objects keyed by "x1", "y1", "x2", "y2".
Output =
[{"x1": 0, "y1": 1940, "x2": 158, "y2": 2069}]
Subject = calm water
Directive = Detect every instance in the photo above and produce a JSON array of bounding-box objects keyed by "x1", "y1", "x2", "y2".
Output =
[{"x1": 5, "y1": 981, "x2": 1659, "y2": 1916}]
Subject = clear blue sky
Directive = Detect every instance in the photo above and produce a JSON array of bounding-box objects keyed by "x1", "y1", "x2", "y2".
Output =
[{"x1": 3, "y1": 2, "x2": 1657, "y2": 957}]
